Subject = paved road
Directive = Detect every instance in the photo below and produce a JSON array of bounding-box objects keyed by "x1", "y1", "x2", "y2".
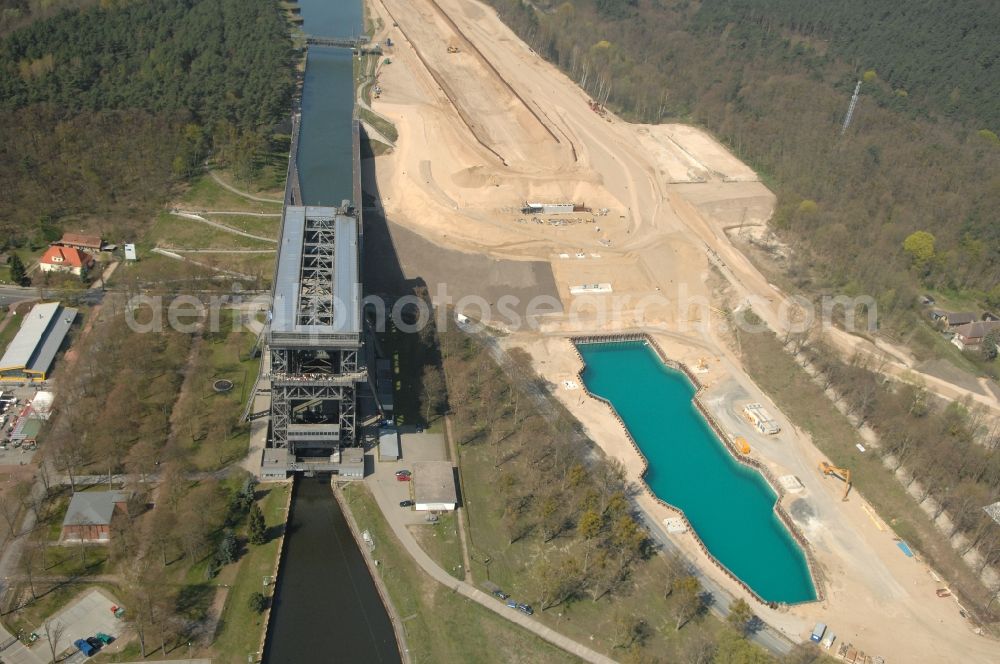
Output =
[
  {"x1": 361, "y1": 477, "x2": 616, "y2": 664},
  {"x1": 0, "y1": 286, "x2": 104, "y2": 309}
]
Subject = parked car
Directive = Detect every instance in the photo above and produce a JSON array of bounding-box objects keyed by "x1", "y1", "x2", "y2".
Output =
[
  {"x1": 74, "y1": 638, "x2": 97, "y2": 656},
  {"x1": 86, "y1": 636, "x2": 103, "y2": 651},
  {"x1": 491, "y1": 589, "x2": 510, "y2": 600},
  {"x1": 505, "y1": 599, "x2": 517, "y2": 609},
  {"x1": 399, "y1": 500, "x2": 414, "y2": 507},
  {"x1": 516, "y1": 603, "x2": 534, "y2": 615},
  {"x1": 395, "y1": 469, "x2": 411, "y2": 477},
  {"x1": 95, "y1": 632, "x2": 115, "y2": 645},
  {"x1": 396, "y1": 474, "x2": 411, "y2": 482}
]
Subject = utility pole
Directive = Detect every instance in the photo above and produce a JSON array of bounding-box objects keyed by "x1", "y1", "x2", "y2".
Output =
[{"x1": 841, "y1": 80, "x2": 862, "y2": 135}]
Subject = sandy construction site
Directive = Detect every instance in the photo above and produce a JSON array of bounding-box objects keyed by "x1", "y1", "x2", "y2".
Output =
[{"x1": 361, "y1": 0, "x2": 1000, "y2": 660}]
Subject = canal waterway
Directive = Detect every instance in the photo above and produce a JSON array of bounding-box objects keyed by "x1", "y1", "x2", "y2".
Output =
[
  {"x1": 577, "y1": 341, "x2": 816, "y2": 604},
  {"x1": 296, "y1": 0, "x2": 363, "y2": 205},
  {"x1": 263, "y1": 478, "x2": 400, "y2": 663}
]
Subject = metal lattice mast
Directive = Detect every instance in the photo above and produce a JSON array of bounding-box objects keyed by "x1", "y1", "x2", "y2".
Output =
[{"x1": 841, "y1": 81, "x2": 862, "y2": 135}]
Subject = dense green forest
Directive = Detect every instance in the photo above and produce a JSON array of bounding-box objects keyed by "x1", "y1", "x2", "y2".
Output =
[
  {"x1": 488, "y1": 0, "x2": 1000, "y2": 321},
  {"x1": 0, "y1": 0, "x2": 96, "y2": 37},
  {"x1": 0, "y1": 0, "x2": 293, "y2": 248},
  {"x1": 691, "y1": 0, "x2": 1000, "y2": 129}
]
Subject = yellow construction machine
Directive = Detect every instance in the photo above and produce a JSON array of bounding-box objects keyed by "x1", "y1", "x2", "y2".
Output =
[{"x1": 819, "y1": 461, "x2": 852, "y2": 501}]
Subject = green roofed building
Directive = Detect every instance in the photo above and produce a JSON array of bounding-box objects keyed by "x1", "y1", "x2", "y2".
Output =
[{"x1": 0, "y1": 302, "x2": 77, "y2": 383}]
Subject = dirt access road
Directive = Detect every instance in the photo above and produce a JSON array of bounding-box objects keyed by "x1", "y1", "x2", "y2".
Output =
[{"x1": 364, "y1": 0, "x2": 1000, "y2": 660}]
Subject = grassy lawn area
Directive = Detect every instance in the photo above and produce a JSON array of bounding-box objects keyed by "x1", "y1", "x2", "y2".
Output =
[
  {"x1": 117, "y1": 251, "x2": 220, "y2": 288},
  {"x1": 342, "y1": 484, "x2": 582, "y2": 664},
  {"x1": 211, "y1": 483, "x2": 290, "y2": 664},
  {"x1": 0, "y1": 310, "x2": 22, "y2": 355},
  {"x1": 161, "y1": 252, "x2": 275, "y2": 285},
  {"x1": 738, "y1": 327, "x2": 995, "y2": 610},
  {"x1": 177, "y1": 174, "x2": 282, "y2": 214},
  {"x1": 144, "y1": 212, "x2": 273, "y2": 251},
  {"x1": 210, "y1": 164, "x2": 286, "y2": 200},
  {"x1": 202, "y1": 214, "x2": 280, "y2": 240},
  {"x1": 408, "y1": 512, "x2": 463, "y2": 580},
  {"x1": 358, "y1": 107, "x2": 398, "y2": 144}
]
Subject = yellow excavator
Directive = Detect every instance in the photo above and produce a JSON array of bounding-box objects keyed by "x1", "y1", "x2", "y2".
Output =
[{"x1": 819, "y1": 461, "x2": 852, "y2": 501}]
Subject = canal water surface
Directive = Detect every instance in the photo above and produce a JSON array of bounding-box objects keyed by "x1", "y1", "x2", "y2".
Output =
[
  {"x1": 577, "y1": 341, "x2": 816, "y2": 604},
  {"x1": 296, "y1": 0, "x2": 363, "y2": 206},
  {"x1": 263, "y1": 479, "x2": 400, "y2": 663}
]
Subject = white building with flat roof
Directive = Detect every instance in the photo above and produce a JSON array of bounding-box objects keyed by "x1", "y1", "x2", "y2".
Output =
[{"x1": 412, "y1": 461, "x2": 457, "y2": 511}]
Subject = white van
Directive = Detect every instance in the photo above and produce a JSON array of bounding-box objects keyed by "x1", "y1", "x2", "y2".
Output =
[{"x1": 822, "y1": 631, "x2": 836, "y2": 649}]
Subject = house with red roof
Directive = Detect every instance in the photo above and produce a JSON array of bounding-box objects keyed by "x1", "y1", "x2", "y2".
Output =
[{"x1": 39, "y1": 246, "x2": 95, "y2": 276}]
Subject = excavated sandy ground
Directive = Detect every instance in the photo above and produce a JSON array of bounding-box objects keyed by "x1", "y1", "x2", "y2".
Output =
[{"x1": 362, "y1": 0, "x2": 1000, "y2": 660}]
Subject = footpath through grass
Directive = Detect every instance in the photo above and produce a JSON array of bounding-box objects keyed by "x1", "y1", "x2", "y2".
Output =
[
  {"x1": 178, "y1": 174, "x2": 282, "y2": 214},
  {"x1": 145, "y1": 211, "x2": 273, "y2": 251},
  {"x1": 342, "y1": 484, "x2": 581, "y2": 664}
]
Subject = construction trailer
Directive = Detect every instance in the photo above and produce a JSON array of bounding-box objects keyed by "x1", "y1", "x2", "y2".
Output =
[
  {"x1": 743, "y1": 402, "x2": 780, "y2": 435},
  {"x1": 521, "y1": 202, "x2": 583, "y2": 215}
]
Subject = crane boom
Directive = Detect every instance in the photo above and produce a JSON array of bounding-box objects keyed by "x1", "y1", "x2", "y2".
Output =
[{"x1": 819, "y1": 461, "x2": 853, "y2": 501}]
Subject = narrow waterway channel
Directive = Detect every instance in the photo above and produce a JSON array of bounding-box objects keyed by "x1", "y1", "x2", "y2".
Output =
[
  {"x1": 296, "y1": 0, "x2": 363, "y2": 205},
  {"x1": 263, "y1": 478, "x2": 400, "y2": 663}
]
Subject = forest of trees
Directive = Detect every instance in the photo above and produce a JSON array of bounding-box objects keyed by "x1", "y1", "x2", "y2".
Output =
[
  {"x1": 0, "y1": 0, "x2": 293, "y2": 249},
  {"x1": 486, "y1": 0, "x2": 999, "y2": 324},
  {"x1": 0, "y1": 0, "x2": 96, "y2": 38}
]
